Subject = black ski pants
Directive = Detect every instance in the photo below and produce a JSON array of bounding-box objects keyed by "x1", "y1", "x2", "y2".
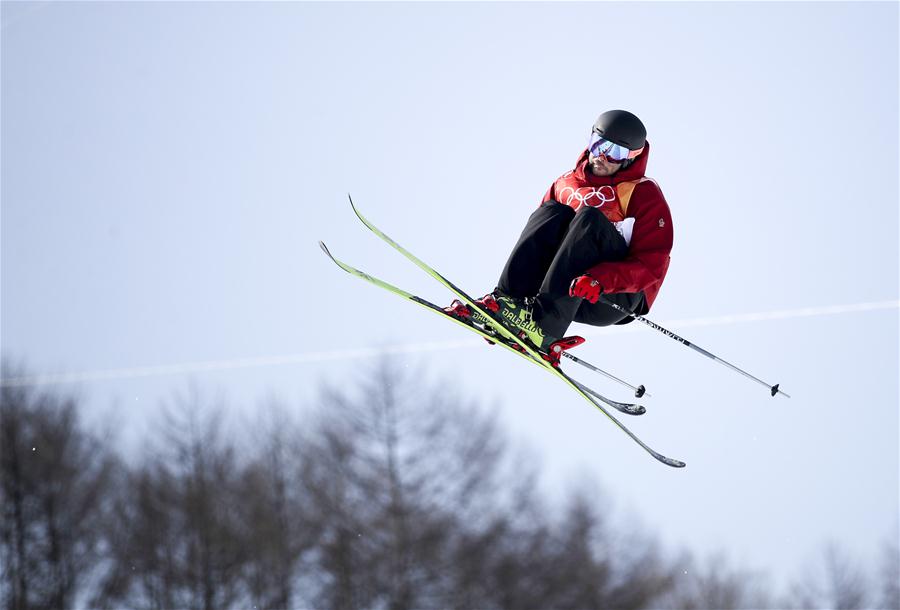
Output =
[{"x1": 496, "y1": 200, "x2": 645, "y2": 339}]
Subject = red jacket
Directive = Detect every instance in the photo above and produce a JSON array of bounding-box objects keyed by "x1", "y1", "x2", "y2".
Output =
[{"x1": 542, "y1": 141, "x2": 672, "y2": 312}]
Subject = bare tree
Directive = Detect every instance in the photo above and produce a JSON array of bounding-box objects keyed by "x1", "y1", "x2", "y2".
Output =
[
  {"x1": 236, "y1": 401, "x2": 320, "y2": 610},
  {"x1": 0, "y1": 368, "x2": 117, "y2": 610},
  {"x1": 552, "y1": 490, "x2": 677, "y2": 610},
  {"x1": 457, "y1": 485, "x2": 677, "y2": 610},
  {"x1": 93, "y1": 390, "x2": 248, "y2": 610},
  {"x1": 22, "y1": 357, "x2": 888, "y2": 609},
  {"x1": 784, "y1": 542, "x2": 870, "y2": 610},
  {"x1": 879, "y1": 535, "x2": 900, "y2": 610},
  {"x1": 655, "y1": 551, "x2": 772, "y2": 610},
  {"x1": 301, "y1": 360, "x2": 528, "y2": 609},
  {"x1": 300, "y1": 361, "x2": 683, "y2": 610}
]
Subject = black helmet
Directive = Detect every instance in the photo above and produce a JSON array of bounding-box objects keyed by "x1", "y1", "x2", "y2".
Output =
[{"x1": 593, "y1": 110, "x2": 646, "y2": 151}]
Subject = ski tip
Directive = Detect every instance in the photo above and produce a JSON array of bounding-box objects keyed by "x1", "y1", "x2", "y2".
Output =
[
  {"x1": 654, "y1": 454, "x2": 686, "y2": 468},
  {"x1": 319, "y1": 241, "x2": 340, "y2": 266},
  {"x1": 649, "y1": 450, "x2": 685, "y2": 468},
  {"x1": 347, "y1": 193, "x2": 365, "y2": 221}
]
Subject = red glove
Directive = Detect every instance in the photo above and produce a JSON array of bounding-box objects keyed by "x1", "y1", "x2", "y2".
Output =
[{"x1": 569, "y1": 275, "x2": 603, "y2": 304}]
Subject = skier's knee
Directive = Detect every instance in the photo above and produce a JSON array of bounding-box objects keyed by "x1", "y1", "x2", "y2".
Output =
[
  {"x1": 573, "y1": 205, "x2": 608, "y2": 223},
  {"x1": 572, "y1": 206, "x2": 617, "y2": 235},
  {"x1": 538, "y1": 199, "x2": 576, "y2": 219}
]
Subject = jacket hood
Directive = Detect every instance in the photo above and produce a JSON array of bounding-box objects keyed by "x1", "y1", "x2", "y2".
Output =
[{"x1": 574, "y1": 140, "x2": 651, "y2": 186}]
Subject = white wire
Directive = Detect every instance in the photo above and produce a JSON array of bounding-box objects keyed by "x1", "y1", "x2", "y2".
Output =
[{"x1": 3, "y1": 300, "x2": 897, "y2": 388}]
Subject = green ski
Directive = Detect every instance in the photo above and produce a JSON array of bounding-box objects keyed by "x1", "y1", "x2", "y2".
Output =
[
  {"x1": 318, "y1": 241, "x2": 645, "y2": 417},
  {"x1": 322, "y1": 195, "x2": 685, "y2": 468}
]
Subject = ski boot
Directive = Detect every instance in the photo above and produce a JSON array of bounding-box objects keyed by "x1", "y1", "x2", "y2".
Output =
[
  {"x1": 477, "y1": 293, "x2": 560, "y2": 351},
  {"x1": 445, "y1": 293, "x2": 585, "y2": 366},
  {"x1": 445, "y1": 293, "x2": 538, "y2": 342}
]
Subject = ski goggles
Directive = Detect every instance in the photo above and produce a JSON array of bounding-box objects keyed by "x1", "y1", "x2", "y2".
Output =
[{"x1": 588, "y1": 131, "x2": 644, "y2": 163}]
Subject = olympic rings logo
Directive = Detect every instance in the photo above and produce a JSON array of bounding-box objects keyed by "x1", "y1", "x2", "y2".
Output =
[{"x1": 557, "y1": 185, "x2": 617, "y2": 210}]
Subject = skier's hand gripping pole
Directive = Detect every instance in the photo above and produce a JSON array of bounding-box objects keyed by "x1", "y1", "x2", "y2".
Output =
[
  {"x1": 569, "y1": 275, "x2": 603, "y2": 304},
  {"x1": 598, "y1": 296, "x2": 790, "y2": 398}
]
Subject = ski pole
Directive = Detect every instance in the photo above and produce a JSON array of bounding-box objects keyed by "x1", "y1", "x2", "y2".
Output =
[
  {"x1": 561, "y1": 352, "x2": 648, "y2": 398},
  {"x1": 599, "y1": 296, "x2": 790, "y2": 398}
]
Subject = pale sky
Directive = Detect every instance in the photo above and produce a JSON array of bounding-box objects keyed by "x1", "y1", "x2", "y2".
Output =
[{"x1": 2, "y1": 0, "x2": 898, "y2": 588}]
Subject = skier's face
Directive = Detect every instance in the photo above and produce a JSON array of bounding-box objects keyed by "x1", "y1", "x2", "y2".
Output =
[{"x1": 588, "y1": 153, "x2": 623, "y2": 177}]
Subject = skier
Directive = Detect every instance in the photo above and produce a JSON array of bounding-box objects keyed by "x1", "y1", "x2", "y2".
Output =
[{"x1": 446, "y1": 110, "x2": 674, "y2": 357}]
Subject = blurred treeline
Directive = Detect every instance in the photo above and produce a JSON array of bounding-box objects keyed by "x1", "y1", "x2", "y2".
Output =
[{"x1": 1, "y1": 361, "x2": 898, "y2": 610}]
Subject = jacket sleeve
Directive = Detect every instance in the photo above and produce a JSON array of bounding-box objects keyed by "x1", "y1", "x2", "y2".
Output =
[{"x1": 586, "y1": 181, "x2": 673, "y2": 295}]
